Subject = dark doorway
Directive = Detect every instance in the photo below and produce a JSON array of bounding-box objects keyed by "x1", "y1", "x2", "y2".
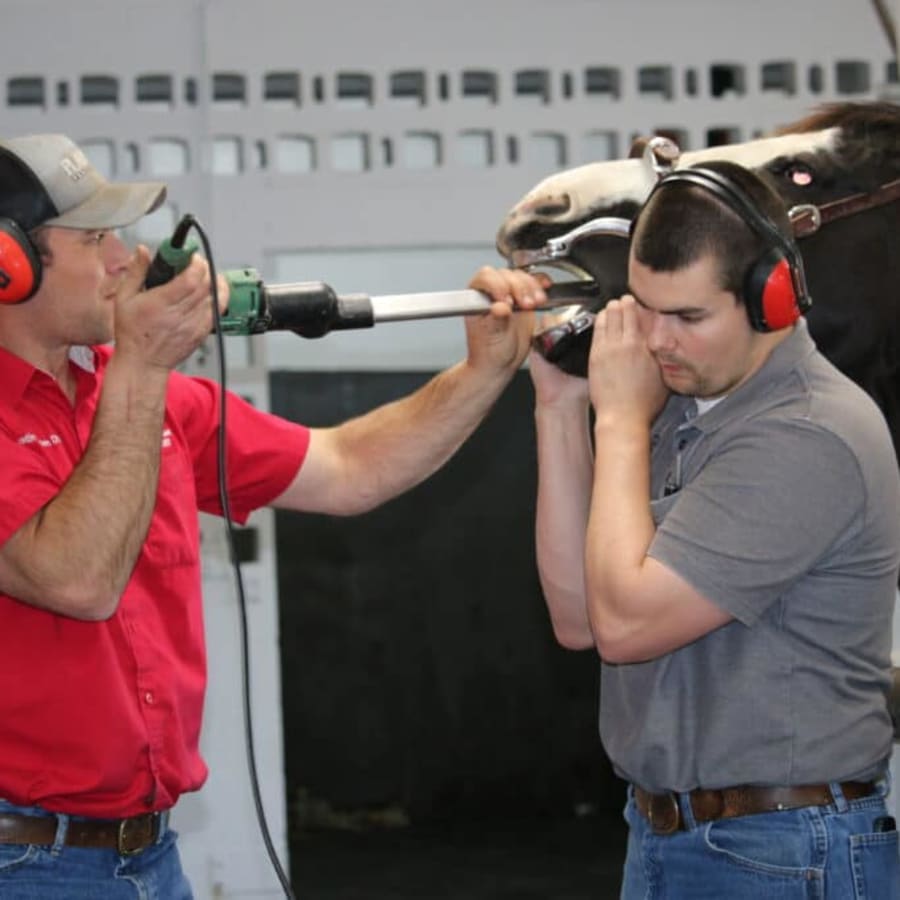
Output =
[{"x1": 272, "y1": 370, "x2": 627, "y2": 897}]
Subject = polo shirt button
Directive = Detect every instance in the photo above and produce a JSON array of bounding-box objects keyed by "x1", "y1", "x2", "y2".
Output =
[{"x1": 144, "y1": 692, "x2": 154, "y2": 704}]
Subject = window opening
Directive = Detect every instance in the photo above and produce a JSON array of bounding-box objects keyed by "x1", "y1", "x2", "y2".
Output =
[
  {"x1": 461, "y1": 70, "x2": 498, "y2": 103},
  {"x1": 7, "y1": 76, "x2": 44, "y2": 108},
  {"x1": 709, "y1": 64, "x2": 745, "y2": 98},
  {"x1": 264, "y1": 71, "x2": 301, "y2": 105},
  {"x1": 584, "y1": 67, "x2": 621, "y2": 99},
  {"x1": 638, "y1": 66, "x2": 673, "y2": 99},
  {"x1": 81, "y1": 75, "x2": 119, "y2": 107}
]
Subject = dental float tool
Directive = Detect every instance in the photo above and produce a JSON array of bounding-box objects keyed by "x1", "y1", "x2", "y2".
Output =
[{"x1": 144, "y1": 215, "x2": 602, "y2": 338}]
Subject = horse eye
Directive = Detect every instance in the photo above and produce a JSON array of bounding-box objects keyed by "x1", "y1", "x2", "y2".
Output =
[{"x1": 786, "y1": 164, "x2": 814, "y2": 187}]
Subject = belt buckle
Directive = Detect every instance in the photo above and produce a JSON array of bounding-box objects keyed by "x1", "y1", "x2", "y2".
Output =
[
  {"x1": 648, "y1": 792, "x2": 681, "y2": 835},
  {"x1": 117, "y1": 814, "x2": 155, "y2": 857}
]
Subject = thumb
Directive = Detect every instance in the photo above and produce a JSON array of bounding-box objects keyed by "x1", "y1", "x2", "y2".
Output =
[{"x1": 118, "y1": 244, "x2": 152, "y2": 300}]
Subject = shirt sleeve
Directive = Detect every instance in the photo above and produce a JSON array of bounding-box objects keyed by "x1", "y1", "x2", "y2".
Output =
[
  {"x1": 169, "y1": 373, "x2": 311, "y2": 524},
  {"x1": 648, "y1": 417, "x2": 865, "y2": 625},
  {"x1": 0, "y1": 436, "x2": 65, "y2": 547}
]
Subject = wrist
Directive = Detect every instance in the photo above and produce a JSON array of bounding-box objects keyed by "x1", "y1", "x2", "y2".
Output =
[
  {"x1": 105, "y1": 352, "x2": 171, "y2": 407},
  {"x1": 534, "y1": 395, "x2": 590, "y2": 420},
  {"x1": 593, "y1": 413, "x2": 650, "y2": 446},
  {"x1": 461, "y1": 355, "x2": 515, "y2": 393}
]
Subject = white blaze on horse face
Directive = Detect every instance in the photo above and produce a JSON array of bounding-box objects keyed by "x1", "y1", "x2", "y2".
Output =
[
  {"x1": 498, "y1": 127, "x2": 840, "y2": 248},
  {"x1": 679, "y1": 128, "x2": 839, "y2": 169},
  {"x1": 501, "y1": 157, "x2": 657, "y2": 236}
]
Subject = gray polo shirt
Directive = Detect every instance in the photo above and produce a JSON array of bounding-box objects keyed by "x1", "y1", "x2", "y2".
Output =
[{"x1": 599, "y1": 321, "x2": 900, "y2": 793}]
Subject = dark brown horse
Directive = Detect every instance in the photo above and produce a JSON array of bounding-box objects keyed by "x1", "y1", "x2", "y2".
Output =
[{"x1": 497, "y1": 101, "x2": 900, "y2": 464}]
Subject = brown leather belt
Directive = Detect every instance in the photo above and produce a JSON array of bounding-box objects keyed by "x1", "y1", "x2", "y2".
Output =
[
  {"x1": 0, "y1": 810, "x2": 167, "y2": 856},
  {"x1": 635, "y1": 781, "x2": 878, "y2": 836}
]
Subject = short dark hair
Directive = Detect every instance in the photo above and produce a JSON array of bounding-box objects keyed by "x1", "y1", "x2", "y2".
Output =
[
  {"x1": 28, "y1": 226, "x2": 52, "y2": 262},
  {"x1": 630, "y1": 160, "x2": 792, "y2": 302}
]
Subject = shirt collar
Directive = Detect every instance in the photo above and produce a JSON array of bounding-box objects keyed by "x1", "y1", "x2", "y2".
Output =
[{"x1": 0, "y1": 344, "x2": 99, "y2": 407}]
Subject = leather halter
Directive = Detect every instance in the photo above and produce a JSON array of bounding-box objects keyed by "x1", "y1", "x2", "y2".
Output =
[{"x1": 789, "y1": 176, "x2": 900, "y2": 237}]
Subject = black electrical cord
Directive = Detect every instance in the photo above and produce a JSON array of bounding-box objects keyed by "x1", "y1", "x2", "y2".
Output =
[{"x1": 178, "y1": 216, "x2": 297, "y2": 900}]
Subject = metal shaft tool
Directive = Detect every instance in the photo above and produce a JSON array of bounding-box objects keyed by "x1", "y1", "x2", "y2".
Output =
[{"x1": 144, "y1": 215, "x2": 599, "y2": 339}]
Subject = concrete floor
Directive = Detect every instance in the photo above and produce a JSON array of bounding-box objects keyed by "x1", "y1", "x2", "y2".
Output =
[{"x1": 290, "y1": 811, "x2": 627, "y2": 899}]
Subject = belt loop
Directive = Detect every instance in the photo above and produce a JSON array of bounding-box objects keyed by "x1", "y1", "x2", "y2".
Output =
[
  {"x1": 677, "y1": 791, "x2": 698, "y2": 830},
  {"x1": 829, "y1": 781, "x2": 849, "y2": 812},
  {"x1": 51, "y1": 813, "x2": 69, "y2": 857},
  {"x1": 157, "y1": 810, "x2": 170, "y2": 844}
]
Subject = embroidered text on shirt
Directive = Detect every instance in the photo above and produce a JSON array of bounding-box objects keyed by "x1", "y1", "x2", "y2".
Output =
[{"x1": 17, "y1": 432, "x2": 62, "y2": 448}]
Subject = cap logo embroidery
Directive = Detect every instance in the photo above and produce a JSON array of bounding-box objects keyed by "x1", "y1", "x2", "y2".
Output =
[{"x1": 59, "y1": 153, "x2": 89, "y2": 182}]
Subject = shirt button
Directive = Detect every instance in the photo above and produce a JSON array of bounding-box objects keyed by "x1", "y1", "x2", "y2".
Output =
[{"x1": 144, "y1": 692, "x2": 154, "y2": 704}]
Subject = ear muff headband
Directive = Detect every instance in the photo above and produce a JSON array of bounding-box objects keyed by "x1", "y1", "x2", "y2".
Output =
[
  {"x1": 0, "y1": 218, "x2": 42, "y2": 304},
  {"x1": 643, "y1": 167, "x2": 812, "y2": 331}
]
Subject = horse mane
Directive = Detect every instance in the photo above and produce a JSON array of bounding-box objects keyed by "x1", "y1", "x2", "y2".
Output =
[
  {"x1": 773, "y1": 100, "x2": 900, "y2": 180},
  {"x1": 773, "y1": 100, "x2": 900, "y2": 136}
]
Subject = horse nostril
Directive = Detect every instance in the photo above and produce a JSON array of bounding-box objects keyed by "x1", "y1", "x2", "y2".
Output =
[{"x1": 531, "y1": 193, "x2": 572, "y2": 219}]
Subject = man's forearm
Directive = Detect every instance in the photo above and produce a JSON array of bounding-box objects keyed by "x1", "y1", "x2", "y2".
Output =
[
  {"x1": 584, "y1": 420, "x2": 655, "y2": 651},
  {"x1": 323, "y1": 359, "x2": 514, "y2": 514},
  {"x1": 534, "y1": 403, "x2": 595, "y2": 649},
  {"x1": 0, "y1": 356, "x2": 170, "y2": 619}
]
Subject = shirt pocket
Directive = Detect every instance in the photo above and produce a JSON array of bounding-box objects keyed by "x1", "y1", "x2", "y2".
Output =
[{"x1": 141, "y1": 439, "x2": 200, "y2": 568}]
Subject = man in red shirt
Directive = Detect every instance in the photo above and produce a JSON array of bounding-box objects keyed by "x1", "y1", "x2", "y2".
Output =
[{"x1": 0, "y1": 133, "x2": 544, "y2": 898}]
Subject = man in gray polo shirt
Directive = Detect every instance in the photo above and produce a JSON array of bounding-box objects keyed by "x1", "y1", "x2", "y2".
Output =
[{"x1": 528, "y1": 159, "x2": 900, "y2": 898}]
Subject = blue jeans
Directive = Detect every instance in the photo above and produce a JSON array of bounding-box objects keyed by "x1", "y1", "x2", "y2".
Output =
[
  {"x1": 621, "y1": 781, "x2": 900, "y2": 900},
  {"x1": 0, "y1": 799, "x2": 192, "y2": 899}
]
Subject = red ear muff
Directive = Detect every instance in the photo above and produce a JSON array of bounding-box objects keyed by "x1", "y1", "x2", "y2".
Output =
[
  {"x1": 0, "y1": 218, "x2": 42, "y2": 304},
  {"x1": 743, "y1": 248, "x2": 801, "y2": 332}
]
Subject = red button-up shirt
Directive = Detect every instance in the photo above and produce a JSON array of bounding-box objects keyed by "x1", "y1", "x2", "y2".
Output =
[{"x1": 0, "y1": 345, "x2": 309, "y2": 817}]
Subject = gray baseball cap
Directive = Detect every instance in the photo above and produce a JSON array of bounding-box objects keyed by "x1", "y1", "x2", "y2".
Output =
[{"x1": 0, "y1": 134, "x2": 166, "y2": 232}]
